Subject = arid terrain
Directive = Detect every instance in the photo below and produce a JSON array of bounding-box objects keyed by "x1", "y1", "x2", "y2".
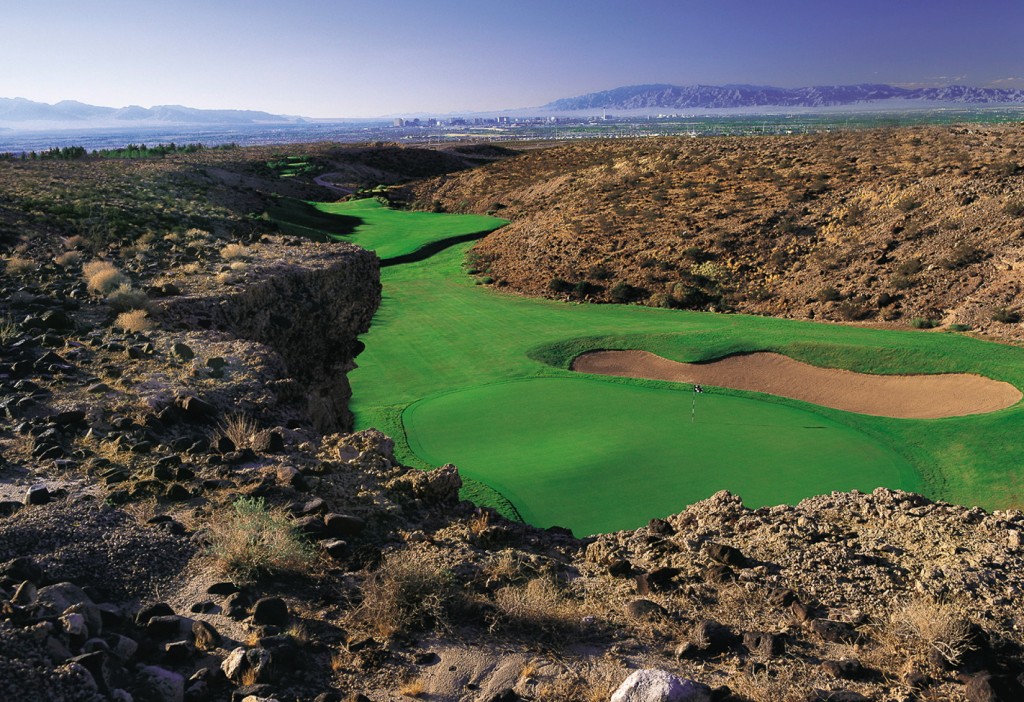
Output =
[
  {"x1": 1, "y1": 136, "x2": 1023, "y2": 701},
  {"x1": 403, "y1": 126, "x2": 1024, "y2": 340}
]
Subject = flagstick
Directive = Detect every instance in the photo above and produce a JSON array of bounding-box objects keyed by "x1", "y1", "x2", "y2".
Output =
[{"x1": 691, "y1": 391, "x2": 696, "y2": 423}]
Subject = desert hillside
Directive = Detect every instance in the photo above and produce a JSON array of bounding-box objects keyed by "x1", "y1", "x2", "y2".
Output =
[
  {"x1": 403, "y1": 126, "x2": 1024, "y2": 340},
  {"x1": 0, "y1": 141, "x2": 1022, "y2": 701}
]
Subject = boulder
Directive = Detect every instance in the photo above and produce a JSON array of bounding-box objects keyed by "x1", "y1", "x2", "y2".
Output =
[
  {"x1": 610, "y1": 670, "x2": 712, "y2": 702},
  {"x1": 137, "y1": 665, "x2": 185, "y2": 702}
]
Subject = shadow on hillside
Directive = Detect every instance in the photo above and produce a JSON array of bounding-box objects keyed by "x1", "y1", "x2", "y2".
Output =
[{"x1": 265, "y1": 198, "x2": 361, "y2": 242}]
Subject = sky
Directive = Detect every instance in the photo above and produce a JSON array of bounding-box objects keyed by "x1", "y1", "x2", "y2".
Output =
[{"x1": 2, "y1": 0, "x2": 1023, "y2": 118}]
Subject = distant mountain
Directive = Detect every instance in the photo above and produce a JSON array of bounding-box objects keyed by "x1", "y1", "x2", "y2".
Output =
[
  {"x1": 543, "y1": 83, "x2": 1024, "y2": 111},
  {"x1": 0, "y1": 97, "x2": 304, "y2": 125}
]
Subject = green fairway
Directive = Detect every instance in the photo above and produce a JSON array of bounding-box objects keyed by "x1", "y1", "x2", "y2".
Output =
[{"x1": 272, "y1": 199, "x2": 1024, "y2": 535}]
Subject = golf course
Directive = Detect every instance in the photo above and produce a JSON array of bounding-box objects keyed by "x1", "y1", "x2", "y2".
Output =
[{"x1": 274, "y1": 198, "x2": 1024, "y2": 535}]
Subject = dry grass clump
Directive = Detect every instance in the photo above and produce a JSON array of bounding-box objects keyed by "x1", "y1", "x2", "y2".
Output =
[
  {"x1": 83, "y1": 260, "x2": 129, "y2": 294},
  {"x1": 398, "y1": 678, "x2": 426, "y2": 698},
  {"x1": 206, "y1": 496, "x2": 314, "y2": 580},
  {"x1": 221, "y1": 243, "x2": 248, "y2": 260},
  {"x1": 106, "y1": 285, "x2": 151, "y2": 313},
  {"x1": 873, "y1": 596, "x2": 975, "y2": 671},
  {"x1": 4, "y1": 256, "x2": 36, "y2": 276},
  {"x1": 0, "y1": 316, "x2": 19, "y2": 345},
  {"x1": 113, "y1": 309, "x2": 154, "y2": 333},
  {"x1": 54, "y1": 251, "x2": 82, "y2": 268},
  {"x1": 214, "y1": 413, "x2": 270, "y2": 451},
  {"x1": 356, "y1": 549, "x2": 456, "y2": 637},
  {"x1": 491, "y1": 576, "x2": 584, "y2": 641}
]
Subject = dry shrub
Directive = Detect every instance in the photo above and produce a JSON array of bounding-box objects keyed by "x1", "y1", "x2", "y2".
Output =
[
  {"x1": 84, "y1": 260, "x2": 129, "y2": 294},
  {"x1": 356, "y1": 549, "x2": 456, "y2": 637},
  {"x1": 399, "y1": 678, "x2": 426, "y2": 698},
  {"x1": 877, "y1": 596, "x2": 975, "y2": 670},
  {"x1": 55, "y1": 251, "x2": 82, "y2": 268},
  {"x1": 229, "y1": 260, "x2": 248, "y2": 272},
  {"x1": 221, "y1": 243, "x2": 248, "y2": 260},
  {"x1": 106, "y1": 285, "x2": 151, "y2": 313},
  {"x1": 4, "y1": 256, "x2": 36, "y2": 276},
  {"x1": 491, "y1": 576, "x2": 583, "y2": 641},
  {"x1": 206, "y1": 496, "x2": 314, "y2": 580},
  {"x1": 0, "y1": 316, "x2": 19, "y2": 345},
  {"x1": 113, "y1": 309, "x2": 154, "y2": 333},
  {"x1": 214, "y1": 413, "x2": 269, "y2": 451}
]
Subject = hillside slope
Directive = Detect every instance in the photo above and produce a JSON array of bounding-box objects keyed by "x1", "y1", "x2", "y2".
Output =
[{"x1": 402, "y1": 125, "x2": 1024, "y2": 340}]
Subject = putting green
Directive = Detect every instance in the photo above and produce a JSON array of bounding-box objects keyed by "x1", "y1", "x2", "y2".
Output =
[
  {"x1": 268, "y1": 198, "x2": 1024, "y2": 535},
  {"x1": 405, "y1": 377, "x2": 914, "y2": 535}
]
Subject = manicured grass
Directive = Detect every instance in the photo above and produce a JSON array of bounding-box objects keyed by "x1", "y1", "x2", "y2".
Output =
[
  {"x1": 276, "y1": 199, "x2": 1024, "y2": 534},
  {"x1": 405, "y1": 377, "x2": 914, "y2": 535}
]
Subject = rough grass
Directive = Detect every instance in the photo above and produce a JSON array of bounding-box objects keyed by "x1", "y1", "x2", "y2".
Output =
[{"x1": 273, "y1": 199, "x2": 1024, "y2": 533}]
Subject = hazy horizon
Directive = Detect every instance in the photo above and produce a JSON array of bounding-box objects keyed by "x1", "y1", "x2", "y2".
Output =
[{"x1": 3, "y1": 0, "x2": 1023, "y2": 119}]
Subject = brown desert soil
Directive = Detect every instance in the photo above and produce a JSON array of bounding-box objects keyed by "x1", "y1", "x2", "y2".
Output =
[{"x1": 572, "y1": 349, "x2": 1022, "y2": 418}]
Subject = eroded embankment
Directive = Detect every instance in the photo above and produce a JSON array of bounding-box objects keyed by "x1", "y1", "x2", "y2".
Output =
[
  {"x1": 163, "y1": 240, "x2": 381, "y2": 433},
  {"x1": 572, "y1": 349, "x2": 1022, "y2": 418}
]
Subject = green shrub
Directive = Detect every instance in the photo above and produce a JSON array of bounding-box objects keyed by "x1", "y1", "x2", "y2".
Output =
[
  {"x1": 910, "y1": 317, "x2": 940, "y2": 329},
  {"x1": 207, "y1": 496, "x2": 314, "y2": 580},
  {"x1": 947, "y1": 323, "x2": 971, "y2": 332}
]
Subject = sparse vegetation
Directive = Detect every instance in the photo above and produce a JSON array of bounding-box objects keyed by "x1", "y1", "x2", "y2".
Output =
[
  {"x1": 355, "y1": 549, "x2": 456, "y2": 637},
  {"x1": 206, "y1": 496, "x2": 314, "y2": 579}
]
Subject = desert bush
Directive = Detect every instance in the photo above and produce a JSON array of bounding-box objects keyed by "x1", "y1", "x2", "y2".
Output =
[
  {"x1": 357, "y1": 549, "x2": 456, "y2": 637},
  {"x1": 836, "y1": 300, "x2": 871, "y2": 321},
  {"x1": 894, "y1": 195, "x2": 920, "y2": 212},
  {"x1": 1003, "y1": 199, "x2": 1024, "y2": 217},
  {"x1": 947, "y1": 323, "x2": 971, "y2": 332},
  {"x1": 991, "y1": 307, "x2": 1021, "y2": 324},
  {"x1": 214, "y1": 413, "x2": 270, "y2": 451},
  {"x1": 84, "y1": 260, "x2": 129, "y2": 294},
  {"x1": 891, "y1": 274, "x2": 916, "y2": 290},
  {"x1": 221, "y1": 243, "x2": 247, "y2": 260},
  {"x1": 609, "y1": 282, "x2": 647, "y2": 304},
  {"x1": 0, "y1": 316, "x2": 18, "y2": 345},
  {"x1": 4, "y1": 256, "x2": 36, "y2": 276},
  {"x1": 939, "y1": 244, "x2": 983, "y2": 270},
  {"x1": 548, "y1": 278, "x2": 573, "y2": 294},
  {"x1": 206, "y1": 496, "x2": 313, "y2": 579},
  {"x1": 896, "y1": 259, "x2": 923, "y2": 276},
  {"x1": 875, "y1": 596, "x2": 975, "y2": 670},
  {"x1": 910, "y1": 317, "x2": 940, "y2": 329},
  {"x1": 587, "y1": 263, "x2": 613, "y2": 280},
  {"x1": 106, "y1": 285, "x2": 151, "y2": 313},
  {"x1": 113, "y1": 309, "x2": 154, "y2": 333},
  {"x1": 54, "y1": 251, "x2": 82, "y2": 268},
  {"x1": 818, "y1": 286, "x2": 842, "y2": 302},
  {"x1": 490, "y1": 576, "x2": 585, "y2": 642}
]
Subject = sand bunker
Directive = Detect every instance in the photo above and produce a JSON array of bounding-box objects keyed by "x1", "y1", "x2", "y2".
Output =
[{"x1": 572, "y1": 350, "x2": 1022, "y2": 419}]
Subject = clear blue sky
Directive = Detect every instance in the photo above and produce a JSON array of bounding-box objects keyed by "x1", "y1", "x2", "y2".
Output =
[{"x1": 3, "y1": 0, "x2": 1022, "y2": 117}]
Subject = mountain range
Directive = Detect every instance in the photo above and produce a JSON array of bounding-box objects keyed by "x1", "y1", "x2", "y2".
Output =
[
  {"x1": 0, "y1": 98, "x2": 304, "y2": 125},
  {"x1": 542, "y1": 83, "x2": 1024, "y2": 112}
]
